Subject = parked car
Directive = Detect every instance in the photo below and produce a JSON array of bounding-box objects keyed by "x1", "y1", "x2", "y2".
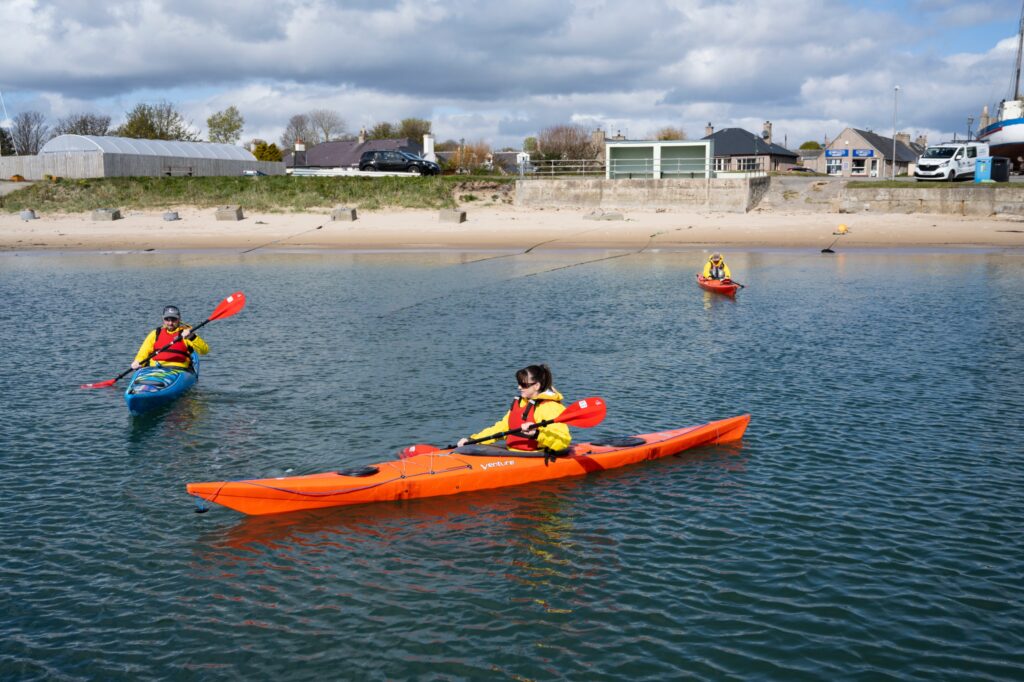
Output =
[
  {"x1": 359, "y1": 150, "x2": 441, "y2": 175},
  {"x1": 787, "y1": 166, "x2": 817, "y2": 174},
  {"x1": 914, "y1": 141, "x2": 989, "y2": 181}
]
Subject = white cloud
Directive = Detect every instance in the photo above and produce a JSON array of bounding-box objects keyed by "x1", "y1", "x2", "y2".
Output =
[{"x1": 0, "y1": 0, "x2": 1020, "y2": 149}]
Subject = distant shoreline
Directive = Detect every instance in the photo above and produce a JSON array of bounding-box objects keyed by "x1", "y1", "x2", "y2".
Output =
[{"x1": 1, "y1": 205, "x2": 1022, "y2": 252}]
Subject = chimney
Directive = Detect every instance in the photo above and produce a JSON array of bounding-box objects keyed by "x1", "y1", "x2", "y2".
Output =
[
  {"x1": 705, "y1": 122, "x2": 713, "y2": 137},
  {"x1": 358, "y1": 127, "x2": 367, "y2": 144},
  {"x1": 915, "y1": 134, "x2": 928, "y2": 148},
  {"x1": 980, "y1": 105, "x2": 990, "y2": 131},
  {"x1": 895, "y1": 132, "x2": 911, "y2": 147},
  {"x1": 294, "y1": 138, "x2": 306, "y2": 167},
  {"x1": 762, "y1": 120, "x2": 772, "y2": 145},
  {"x1": 422, "y1": 133, "x2": 436, "y2": 162}
]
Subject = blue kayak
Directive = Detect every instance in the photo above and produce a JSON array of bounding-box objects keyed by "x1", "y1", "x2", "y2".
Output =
[{"x1": 124, "y1": 352, "x2": 199, "y2": 416}]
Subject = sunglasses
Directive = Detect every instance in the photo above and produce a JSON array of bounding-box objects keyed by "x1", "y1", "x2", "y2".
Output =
[
  {"x1": 164, "y1": 317, "x2": 180, "y2": 322},
  {"x1": 518, "y1": 379, "x2": 538, "y2": 388}
]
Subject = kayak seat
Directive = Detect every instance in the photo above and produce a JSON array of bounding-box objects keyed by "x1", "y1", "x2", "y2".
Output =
[
  {"x1": 590, "y1": 436, "x2": 647, "y2": 447},
  {"x1": 337, "y1": 466, "x2": 380, "y2": 477}
]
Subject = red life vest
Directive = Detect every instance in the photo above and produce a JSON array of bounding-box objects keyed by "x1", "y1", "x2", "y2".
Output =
[
  {"x1": 506, "y1": 398, "x2": 544, "y2": 451},
  {"x1": 150, "y1": 326, "x2": 192, "y2": 366}
]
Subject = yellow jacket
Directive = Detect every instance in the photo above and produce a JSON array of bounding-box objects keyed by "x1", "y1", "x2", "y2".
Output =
[
  {"x1": 470, "y1": 388, "x2": 571, "y2": 452},
  {"x1": 134, "y1": 324, "x2": 210, "y2": 368},
  {"x1": 703, "y1": 259, "x2": 731, "y2": 279}
]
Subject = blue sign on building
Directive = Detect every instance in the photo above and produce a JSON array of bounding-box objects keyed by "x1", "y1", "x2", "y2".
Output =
[
  {"x1": 853, "y1": 149, "x2": 874, "y2": 157},
  {"x1": 825, "y1": 149, "x2": 849, "y2": 157}
]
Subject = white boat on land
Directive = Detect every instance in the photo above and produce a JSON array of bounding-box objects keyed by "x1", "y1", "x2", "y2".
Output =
[{"x1": 977, "y1": 2, "x2": 1024, "y2": 171}]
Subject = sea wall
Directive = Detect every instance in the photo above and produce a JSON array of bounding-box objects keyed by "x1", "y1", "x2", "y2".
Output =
[
  {"x1": 837, "y1": 186, "x2": 1024, "y2": 216},
  {"x1": 514, "y1": 177, "x2": 771, "y2": 213}
]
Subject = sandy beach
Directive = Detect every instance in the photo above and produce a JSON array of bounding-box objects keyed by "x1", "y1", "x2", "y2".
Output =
[{"x1": 1, "y1": 205, "x2": 1023, "y2": 252}]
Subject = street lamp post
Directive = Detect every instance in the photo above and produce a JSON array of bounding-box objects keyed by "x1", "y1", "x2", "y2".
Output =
[
  {"x1": 891, "y1": 85, "x2": 900, "y2": 180},
  {"x1": 967, "y1": 116, "x2": 974, "y2": 141}
]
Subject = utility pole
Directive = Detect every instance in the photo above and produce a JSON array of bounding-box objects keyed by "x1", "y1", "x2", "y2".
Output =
[{"x1": 891, "y1": 85, "x2": 900, "y2": 180}]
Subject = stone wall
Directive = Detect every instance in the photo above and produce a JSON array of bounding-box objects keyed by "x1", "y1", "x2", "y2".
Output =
[
  {"x1": 838, "y1": 186, "x2": 1024, "y2": 216},
  {"x1": 514, "y1": 177, "x2": 770, "y2": 213}
]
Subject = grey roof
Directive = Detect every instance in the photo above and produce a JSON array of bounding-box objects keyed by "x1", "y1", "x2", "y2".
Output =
[
  {"x1": 283, "y1": 138, "x2": 422, "y2": 167},
  {"x1": 701, "y1": 128, "x2": 798, "y2": 158},
  {"x1": 852, "y1": 129, "x2": 919, "y2": 163},
  {"x1": 41, "y1": 134, "x2": 256, "y2": 161}
]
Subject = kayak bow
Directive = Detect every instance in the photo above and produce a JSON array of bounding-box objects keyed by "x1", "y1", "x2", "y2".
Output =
[
  {"x1": 187, "y1": 413, "x2": 750, "y2": 516},
  {"x1": 124, "y1": 352, "x2": 199, "y2": 416},
  {"x1": 696, "y1": 274, "x2": 738, "y2": 297}
]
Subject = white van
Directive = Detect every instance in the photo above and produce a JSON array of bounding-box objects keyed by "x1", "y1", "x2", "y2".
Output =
[{"x1": 914, "y1": 141, "x2": 989, "y2": 181}]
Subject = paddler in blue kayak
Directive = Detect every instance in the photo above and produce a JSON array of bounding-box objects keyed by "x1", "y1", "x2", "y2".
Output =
[
  {"x1": 130, "y1": 305, "x2": 209, "y2": 370},
  {"x1": 457, "y1": 364, "x2": 571, "y2": 453},
  {"x1": 703, "y1": 252, "x2": 732, "y2": 280}
]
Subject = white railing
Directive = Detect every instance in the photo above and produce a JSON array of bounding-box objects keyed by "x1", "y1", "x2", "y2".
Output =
[{"x1": 518, "y1": 157, "x2": 769, "y2": 178}]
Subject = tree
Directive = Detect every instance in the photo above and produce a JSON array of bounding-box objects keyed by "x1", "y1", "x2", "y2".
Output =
[
  {"x1": 252, "y1": 140, "x2": 283, "y2": 161},
  {"x1": 280, "y1": 114, "x2": 320, "y2": 150},
  {"x1": 307, "y1": 108, "x2": 346, "y2": 142},
  {"x1": 653, "y1": 126, "x2": 687, "y2": 141},
  {"x1": 207, "y1": 106, "x2": 244, "y2": 144},
  {"x1": 799, "y1": 140, "x2": 822, "y2": 150},
  {"x1": 523, "y1": 136, "x2": 538, "y2": 153},
  {"x1": 53, "y1": 113, "x2": 111, "y2": 136},
  {"x1": 397, "y1": 117, "x2": 431, "y2": 141},
  {"x1": 367, "y1": 121, "x2": 397, "y2": 140},
  {"x1": 444, "y1": 140, "x2": 491, "y2": 172},
  {"x1": 536, "y1": 124, "x2": 595, "y2": 160},
  {"x1": 116, "y1": 101, "x2": 199, "y2": 141},
  {"x1": 10, "y1": 111, "x2": 50, "y2": 154},
  {"x1": 0, "y1": 126, "x2": 15, "y2": 156},
  {"x1": 434, "y1": 138, "x2": 460, "y2": 152}
]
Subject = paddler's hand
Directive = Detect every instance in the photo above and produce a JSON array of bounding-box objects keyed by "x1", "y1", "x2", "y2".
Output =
[
  {"x1": 520, "y1": 422, "x2": 538, "y2": 437},
  {"x1": 180, "y1": 328, "x2": 192, "y2": 339},
  {"x1": 131, "y1": 360, "x2": 142, "y2": 370},
  {"x1": 456, "y1": 438, "x2": 468, "y2": 447}
]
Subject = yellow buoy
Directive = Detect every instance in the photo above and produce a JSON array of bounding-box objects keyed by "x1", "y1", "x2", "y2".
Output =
[{"x1": 834, "y1": 223, "x2": 849, "y2": 235}]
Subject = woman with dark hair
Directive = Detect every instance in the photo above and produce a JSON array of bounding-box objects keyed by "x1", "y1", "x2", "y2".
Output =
[{"x1": 457, "y1": 364, "x2": 570, "y2": 453}]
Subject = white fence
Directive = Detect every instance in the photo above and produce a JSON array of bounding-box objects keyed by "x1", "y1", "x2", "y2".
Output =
[{"x1": 520, "y1": 157, "x2": 769, "y2": 178}]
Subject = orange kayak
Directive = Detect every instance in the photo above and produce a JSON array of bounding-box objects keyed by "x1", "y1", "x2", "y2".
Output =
[
  {"x1": 186, "y1": 414, "x2": 750, "y2": 516},
  {"x1": 696, "y1": 274, "x2": 738, "y2": 296}
]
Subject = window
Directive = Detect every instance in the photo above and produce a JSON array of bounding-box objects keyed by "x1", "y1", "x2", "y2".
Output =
[
  {"x1": 827, "y1": 158, "x2": 843, "y2": 175},
  {"x1": 714, "y1": 157, "x2": 728, "y2": 172},
  {"x1": 967, "y1": 147, "x2": 977, "y2": 158},
  {"x1": 737, "y1": 157, "x2": 758, "y2": 171},
  {"x1": 851, "y1": 159, "x2": 867, "y2": 175}
]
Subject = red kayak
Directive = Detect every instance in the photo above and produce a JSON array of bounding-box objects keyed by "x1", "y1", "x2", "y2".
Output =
[
  {"x1": 187, "y1": 414, "x2": 751, "y2": 516},
  {"x1": 697, "y1": 274, "x2": 738, "y2": 296}
]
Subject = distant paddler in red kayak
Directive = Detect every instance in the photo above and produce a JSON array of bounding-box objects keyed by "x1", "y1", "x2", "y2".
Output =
[
  {"x1": 131, "y1": 305, "x2": 208, "y2": 370},
  {"x1": 457, "y1": 364, "x2": 571, "y2": 454},
  {"x1": 703, "y1": 252, "x2": 731, "y2": 281}
]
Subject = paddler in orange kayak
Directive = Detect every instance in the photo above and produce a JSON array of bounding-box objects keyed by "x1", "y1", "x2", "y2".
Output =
[
  {"x1": 457, "y1": 364, "x2": 571, "y2": 453},
  {"x1": 130, "y1": 305, "x2": 209, "y2": 370},
  {"x1": 703, "y1": 252, "x2": 732, "y2": 280}
]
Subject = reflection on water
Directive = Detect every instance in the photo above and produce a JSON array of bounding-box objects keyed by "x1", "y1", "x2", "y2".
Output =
[{"x1": 1, "y1": 248, "x2": 1021, "y2": 680}]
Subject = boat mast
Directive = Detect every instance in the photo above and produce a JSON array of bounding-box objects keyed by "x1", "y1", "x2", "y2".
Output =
[{"x1": 1016, "y1": 0, "x2": 1024, "y2": 100}]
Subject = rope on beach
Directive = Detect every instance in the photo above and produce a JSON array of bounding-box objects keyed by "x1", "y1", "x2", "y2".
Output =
[{"x1": 240, "y1": 223, "x2": 325, "y2": 254}]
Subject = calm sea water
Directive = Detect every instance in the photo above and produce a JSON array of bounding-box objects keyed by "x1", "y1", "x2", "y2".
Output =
[{"x1": 1, "y1": 246, "x2": 1022, "y2": 680}]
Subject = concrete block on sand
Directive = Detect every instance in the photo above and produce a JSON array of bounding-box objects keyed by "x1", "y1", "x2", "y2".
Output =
[
  {"x1": 583, "y1": 210, "x2": 624, "y2": 221},
  {"x1": 92, "y1": 209, "x2": 121, "y2": 221},
  {"x1": 215, "y1": 205, "x2": 244, "y2": 221},
  {"x1": 440, "y1": 209, "x2": 466, "y2": 223},
  {"x1": 20, "y1": 209, "x2": 37, "y2": 221},
  {"x1": 331, "y1": 206, "x2": 358, "y2": 221},
  {"x1": 163, "y1": 211, "x2": 180, "y2": 221}
]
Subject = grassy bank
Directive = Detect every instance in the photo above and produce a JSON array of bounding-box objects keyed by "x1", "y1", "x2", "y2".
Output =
[{"x1": 0, "y1": 175, "x2": 517, "y2": 213}]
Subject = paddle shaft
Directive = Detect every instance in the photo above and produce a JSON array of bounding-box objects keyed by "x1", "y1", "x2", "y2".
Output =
[{"x1": 450, "y1": 416, "x2": 559, "y2": 449}]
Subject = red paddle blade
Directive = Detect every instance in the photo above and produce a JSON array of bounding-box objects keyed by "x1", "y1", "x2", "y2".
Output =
[
  {"x1": 208, "y1": 291, "x2": 246, "y2": 321},
  {"x1": 81, "y1": 378, "x2": 117, "y2": 389},
  {"x1": 398, "y1": 443, "x2": 441, "y2": 459},
  {"x1": 554, "y1": 397, "x2": 607, "y2": 428}
]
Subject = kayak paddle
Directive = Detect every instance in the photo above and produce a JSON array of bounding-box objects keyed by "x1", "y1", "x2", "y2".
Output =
[
  {"x1": 723, "y1": 278, "x2": 746, "y2": 289},
  {"x1": 398, "y1": 397, "x2": 608, "y2": 457},
  {"x1": 447, "y1": 396, "x2": 607, "y2": 448},
  {"x1": 81, "y1": 291, "x2": 247, "y2": 389}
]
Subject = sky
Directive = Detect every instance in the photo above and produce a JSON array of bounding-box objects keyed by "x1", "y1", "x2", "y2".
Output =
[{"x1": 2, "y1": 0, "x2": 1022, "y2": 151}]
